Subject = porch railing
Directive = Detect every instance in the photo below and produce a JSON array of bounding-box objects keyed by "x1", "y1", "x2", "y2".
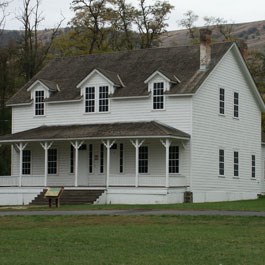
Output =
[
  {"x1": 0, "y1": 174, "x2": 188, "y2": 187},
  {"x1": 0, "y1": 175, "x2": 44, "y2": 187}
]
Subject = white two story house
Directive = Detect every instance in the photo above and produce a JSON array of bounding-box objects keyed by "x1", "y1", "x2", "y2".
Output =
[{"x1": 0, "y1": 29, "x2": 264, "y2": 205}]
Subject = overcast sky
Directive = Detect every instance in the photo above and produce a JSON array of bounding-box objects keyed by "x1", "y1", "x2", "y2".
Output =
[{"x1": 4, "y1": 0, "x2": 265, "y2": 30}]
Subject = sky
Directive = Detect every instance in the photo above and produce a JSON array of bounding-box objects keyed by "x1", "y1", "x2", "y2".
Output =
[{"x1": 3, "y1": 0, "x2": 265, "y2": 31}]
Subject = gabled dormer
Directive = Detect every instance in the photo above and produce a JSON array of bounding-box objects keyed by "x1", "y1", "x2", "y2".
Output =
[
  {"x1": 26, "y1": 79, "x2": 60, "y2": 116},
  {"x1": 77, "y1": 68, "x2": 124, "y2": 113},
  {"x1": 144, "y1": 70, "x2": 181, "y2": 110}
]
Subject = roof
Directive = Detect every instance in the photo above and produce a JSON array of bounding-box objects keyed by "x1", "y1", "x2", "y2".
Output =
[
  {"x1": 0, "y1": 121, "x2": 190, "y2": 143},
  {"x1": 7, "y1": 42, "x2": 233, "y2": 105}
]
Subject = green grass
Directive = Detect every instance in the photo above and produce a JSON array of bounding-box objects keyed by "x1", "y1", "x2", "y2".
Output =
[
  {"x1": 1, "y1": 196, "x2": 265, "y2": 212},
  {"x1": 0, "y1": 215, "x2": 265, "y2": 265}
]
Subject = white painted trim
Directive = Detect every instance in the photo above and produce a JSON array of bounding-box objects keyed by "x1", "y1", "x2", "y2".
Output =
[
  {"x1": 7, "y1": 102, "x2": 32, "y2": 107},
  {"x1": 47, "y1": 99, "x2": 83, "y2": 104},
  {"x1": 77, "y1": 69, "x2": 115, "y2": 88},
  {"x1": 111, "y1": 95, "x2": 150, "y2": 100},
  {"x1": 26, "y1": 80, "x2": 51, "y2": 92}
]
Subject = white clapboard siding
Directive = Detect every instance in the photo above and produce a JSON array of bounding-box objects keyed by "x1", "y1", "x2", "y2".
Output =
[
  {"x1": 12, "y1": 72, "x2": 192, "y2": 135},
  {"x1": 191, "y1": 47, "x2": 261, "y2": 194}
]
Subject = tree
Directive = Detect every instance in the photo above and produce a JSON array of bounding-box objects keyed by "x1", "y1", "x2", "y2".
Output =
[
  {"x1": 0, "y1": 0, "x2": 8, "y2": 33},
  {"x1": 134, "y1": 0, "x2": 174, "y2": 48},
  {"x1": 71, "y1": 0, "x2": 114, "y2": 54},
  {"x1": 204, "y1": 16, "x2": 234, "y2": 41},
  {"x1": 179, "y1": 10, "x2": 198, "y2": 41},
  {"x1": 17, "y1": 0, "x2": 63, "y2": 80}
]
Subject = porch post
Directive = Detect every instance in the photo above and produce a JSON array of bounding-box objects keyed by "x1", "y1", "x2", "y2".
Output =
[
  {"x1": 71, "y1": 141, "x2": 84, "y2": 187},
  {"x1": 130, "y1": 139, "x2": 144, "y2": 187},
  {"x1": 102, "y1": 140, "x2": 115, "y2": 187},
  {"x1": 160, "y1": 139, "x2": 172, "y2": 188},
  {"x1": 16, "y1": 142, "x2": 28, "y2": 187},
  {"x1": 40, "y1": 142, "x2": 53, "y2": 187}
]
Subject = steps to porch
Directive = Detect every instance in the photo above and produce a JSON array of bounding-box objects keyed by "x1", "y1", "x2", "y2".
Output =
[{"x1": 30, "y1": 188, "x2": 105, "y2": 205}]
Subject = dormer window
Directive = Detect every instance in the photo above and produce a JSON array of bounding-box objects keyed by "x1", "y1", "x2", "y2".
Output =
[
  {"x1": 85, "y1": 85, "x2": 109, "y2": 113},
  {"x1": 35, "y1": 90, "x2": 45, "y2": 116},
  {"x1": 153, "y1": 82, "x2": 164, "y2": 110}
]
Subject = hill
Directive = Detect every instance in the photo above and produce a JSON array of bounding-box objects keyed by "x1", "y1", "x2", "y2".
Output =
[{"x1": 160, "y1": 20, "x2": 265, "y2": 52}]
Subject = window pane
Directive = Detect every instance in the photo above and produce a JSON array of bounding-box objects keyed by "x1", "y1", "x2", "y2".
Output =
[
  {"x1": 234, "y1": 151, "x2": 239, "y2": 177},
  {"x1": 22, "y1": 150, "x2": 31, "y2": 175},
  {"x1": 234, "y1": 92, "x2": 239, "y2": 118},
  {"x1": 70, "y1": 145, "x2": 74, "y2": 173},
  {"x1": 120, "y1": 143, "x2": 124, "y2": 173},
  {"x1": 219, "y1": 88, "x2": 225, "y2": 114},
  {"x1": 85, "y1": 87, "x2": 95, "y2": 113},
  {"x1": 99, "y1": 86, "x2": 109, "y2": 112},
  {"x1": 89, "y1": 144, "x2": 93, "y2": 173},
  {"x1": 100, "y1": 144, "x2": 104, "y2": 173},
  {"x1": 169, "y1": 146, "x2": 179, "y2": 173},
  {"x1": 252, "y1": 155, "x2": 255, "y2": 178},
  {"x1": 48, "y1": 149, "x2": 57, "y2": 175},
  {"x1": 35, "y1": 91, "x2": 44, "y2": 115},
  {"x1": 139, "y1": 146, "x2": 148, "y2": 173},
  {"x1": 153, "y1": 82, "x2": 164, "y2": 110},
  {"x1": 219, "y1": 149, "x2": 224, "y2": 175}
]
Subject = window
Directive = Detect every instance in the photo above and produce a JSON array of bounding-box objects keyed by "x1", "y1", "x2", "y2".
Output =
[
  {"x1": 48, "y1": 149, "x2": 57, "y2": 175},
  {"x1": 234, "y1": 92, "x2": 239, "y2": 118},
  {"x1": 234, "y1": 151, "x2": 239, "y2": 177},
  {"x1": 85, "y1": 87, "x2": 95, "y2": 113},
  {"x1": 89, "y1": 144, "x2": 93, "y2": 173},
  {"x1": 70, "y1": 145, "x2": 74, "y2": 174},
  {"x1": 120, "y1": 143, "x2": 124, "y2": 173},
  {"x1": 219, "y1": 149, "x2": 224, "y2": 176},
  {"x1": 84, "y1": 85, "x2": 109, "y2": 113},
  {"x1": 100, "y1": 144, "x2": 104, "y2": 173},
  {"x1": 169, "y1": 146, "x2": 179, "y2": 173},
  {"x1": 153, "y1": 82, "x2": 164, "y2": 110},
  {"x1": 99, "y1": 86, "x2": 109, "y2": 112},
  {"x1": 219, "y1": 88, "x2": 225, "y2": 115},
  {"x1": 35, "y1": 90, "x2": 45, "y2": 116},
  {"x1": 252, "y1": 155, "x2": 255, "y2": 178},
  {"x1": 22, "y1": 150, "x2": 31, "y2": 175},
  {"x1": 139, "y1": 146, "x2": 148, "y2": 173}
]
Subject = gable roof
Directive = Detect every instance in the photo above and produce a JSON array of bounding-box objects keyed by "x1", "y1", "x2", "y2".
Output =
[
  {"x1": 0, "y1": 121, "x2": 190, "y2": 143},
  {"x1": 7, "y1": 42, "x2": 233, "y2": 105}
]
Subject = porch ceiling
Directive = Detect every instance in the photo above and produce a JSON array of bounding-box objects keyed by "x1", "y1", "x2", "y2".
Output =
[{"x1": 0, "y1": 121, "x2": 190, "y2": 143}]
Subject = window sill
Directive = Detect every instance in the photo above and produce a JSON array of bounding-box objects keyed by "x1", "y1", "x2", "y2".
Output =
[
  {"x1": 218, "y1": 175, "x2": 225, "y2": 178},
  {"x1": 233, "y1": 117, "x2": 239, "y2": 120},
  {"x1": 33, "y1": 115, "x2": 46, "y2": 118},
  {"x1": 83, "y1": 111, "x2": 110, "y2": 115},
  {"x1": 218, "y1": 114, "x2": 225, "y2": 117},
  {"x1": 233, "y1": 176, "x2": 240, "y2": 179},
  {"x1": 151, "y1": 109, "x2": 166, "y2": 112}
]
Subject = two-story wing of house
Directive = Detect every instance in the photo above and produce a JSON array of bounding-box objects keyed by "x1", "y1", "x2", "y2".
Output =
[{"x1": 0, "y1": 29, "x2": 264, "y2": 205}]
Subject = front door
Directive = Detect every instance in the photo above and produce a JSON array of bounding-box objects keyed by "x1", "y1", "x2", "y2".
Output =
[{"x1": 78, "y1": 148, "x2": 88, "y2": 186}]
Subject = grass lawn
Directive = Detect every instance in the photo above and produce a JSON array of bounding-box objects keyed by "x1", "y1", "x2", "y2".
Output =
[
  {"x1": 0, "y1": 215, "x2": 265, "y2": 265},
  {"x1": 1, "y1": 196, "x2": 265, "y2": 212}
]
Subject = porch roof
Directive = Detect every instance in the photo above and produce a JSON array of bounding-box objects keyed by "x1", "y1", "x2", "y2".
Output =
[{"x1": 0, "y1": 121, "x2": 190, "y2": 143}]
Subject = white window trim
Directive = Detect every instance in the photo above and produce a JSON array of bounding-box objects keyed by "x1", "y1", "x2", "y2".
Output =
[
  {"x1": 22, "y1": 149, "x2": 32, "y2": 176},
  {"x1": 233, "y1": 91, "x2": 239, "y2": 119},
  {"x1": 47, "y1": 148, "x2": 58, "y2": 176},
  {"x1": 34, "y1": 89, "x2": 46, "y2": 117},
  {"x1": 83, "y1": 83, "x2": 110, "y2": 114},
  {"x1": 218, "y1": 148, "x2": 225, "y2": 177},
  {"x1": 251, "y1": 154, "x2": 256, "y2": 179},
  {"x1": 219, "y1": 87, "x2": 225, "y2": 116},
  {"x1": 233, "y1": 150, "x2": 239, "y2": 178},
  {"x1": 151, "y1": 81, "x2": 166, "y2": 111}
]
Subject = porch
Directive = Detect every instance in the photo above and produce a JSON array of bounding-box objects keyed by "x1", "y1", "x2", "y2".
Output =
[{"x1": 0, "y1": 121, "x2": 191, "y2": 189}]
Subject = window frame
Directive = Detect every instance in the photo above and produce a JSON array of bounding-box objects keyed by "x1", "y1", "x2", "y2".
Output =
[
  {"x1": 234, "y1": 91, "x2": 239, "y2": 118},
  {"x1": 84, "y1": 84, "x2": 109, "y2": 114},
  {"x1": 169, "y1": 146, "x2": 179, "y2": 174},
  {"x1": 100, "y1": 144, "x2": 104, "y2": 174},
  {"x1": 234, "y1": 151, "x2": 239, "y2": 177},
  {"x1": 152, "y1": 82, "x2": 165, "y2": 110},
  {"x1": 70, "y1": 145, "x2": 74, "y2": 174},
  {"x1": 219, "y1": 88, "x2": 225, "y2": 115},
  {"x1": 89, "y1": 144, "x2": 93, "y2": 174},
  {"x1": 139, "y1": 146, "x2": 148, "y2": 174},
  {"x1": 219, "y1": 149, "x2": 225, "y2": 176},
  {"x1": 119, "y1": 143, "x2": 124, "y2": 174},
  {"x1": 48, "y1": 148, "x2": 57, "y2": 175},
  {"x1": 34, "y1": 90, "x2": 45, "y2": 116},
  {"x1": 22, "y1": 150, "x2": 31, "y2": 175},
  {"x1": 251, "y1": 155, "x2": 256, "y2": 178}
]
